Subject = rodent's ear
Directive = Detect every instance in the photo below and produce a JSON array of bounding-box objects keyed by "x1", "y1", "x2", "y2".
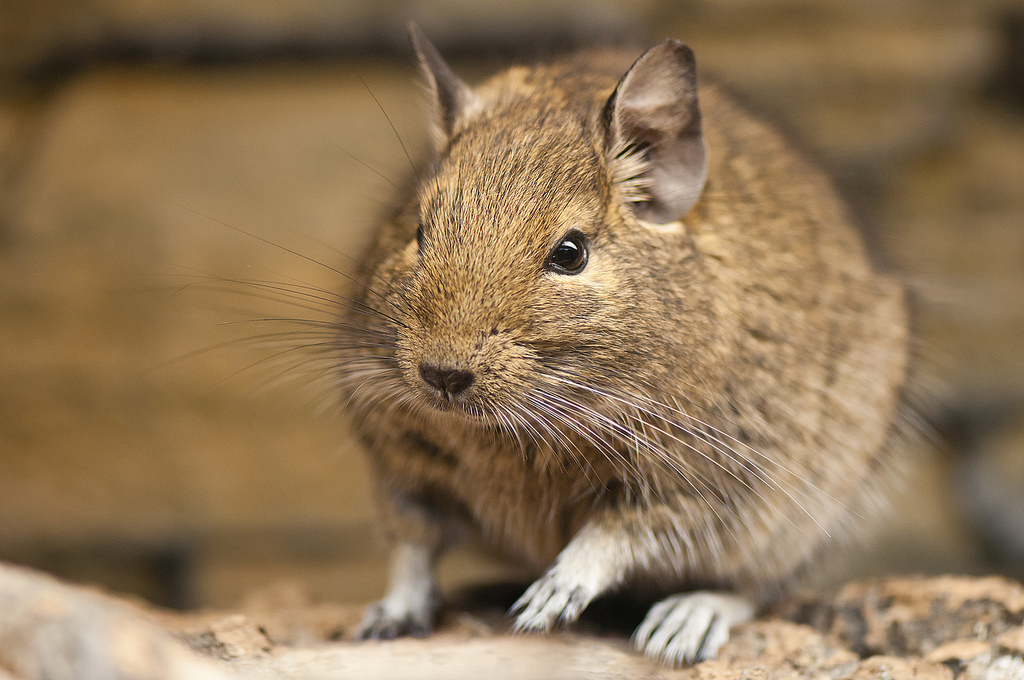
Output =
[
  {"x1": 408, "y1": 21, "x2": 476, "y2": 149},
  {"x1": 605, "y1": 40, "x2": 707, "y2": 224}
]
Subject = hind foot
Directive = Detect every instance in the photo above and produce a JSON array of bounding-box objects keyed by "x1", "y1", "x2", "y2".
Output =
[{"x1": 633, "y1": 591, "x2": 754, "y2": 665}]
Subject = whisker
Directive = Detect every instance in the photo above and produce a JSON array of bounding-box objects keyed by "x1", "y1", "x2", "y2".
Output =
[
  {"x1": 540, "y1": 366, "x2": 833, "y2": 538},
  {"x1": 320, "y1": 134, "x2": 400, "y2": 190},
  {"x1": 359, "y1": 77, "x2": 422, "y2": 185},
  {"x1": 168, "y1": 203, "x2": 405, "y2": 317},
  {"x1": 202, "y1": 274, "x2": 406, "y2": 329},
  {"x1": 532, "y1": 387, "x2": 743, "y2": 540}
]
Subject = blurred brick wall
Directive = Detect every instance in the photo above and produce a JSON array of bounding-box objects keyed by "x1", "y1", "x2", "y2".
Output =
[{"x1": 0, "y1": 0, "x2": 1022, "y2": 609}]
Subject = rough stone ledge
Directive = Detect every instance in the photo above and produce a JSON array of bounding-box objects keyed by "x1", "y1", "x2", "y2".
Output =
[{"x1": 2, "y1": 561, "x2": 1024, "y2": 680}]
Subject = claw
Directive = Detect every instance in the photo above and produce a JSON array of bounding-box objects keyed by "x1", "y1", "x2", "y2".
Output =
[
  {"x1": 511, "y1": 572, "x2": 595, "y2": 633},
  {"x1": 634, "y1": 591, "x2": 753, "y2": 666}
]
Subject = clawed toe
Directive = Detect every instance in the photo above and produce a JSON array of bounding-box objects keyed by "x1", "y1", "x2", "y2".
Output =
[
  {"x1": 510, "y1": 572, "x2": 593, "y2": 633},
  {"x1": 634, "y1": 591, "x2": 753, "y2": 666}
]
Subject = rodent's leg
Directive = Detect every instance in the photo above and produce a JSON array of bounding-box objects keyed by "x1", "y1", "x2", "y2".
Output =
[
  {"x1": 634, "y1": 591, "x2": 754, "y2": 665},
  {"x1": 355, "y1": 540, "x2": 437, "y2": 639},
  {"x1": 355, "y1": 493, "x2": 448, "y2": 640},
  {"x1": 510, "y1": 522, "x2": 629, "y2": 633}
]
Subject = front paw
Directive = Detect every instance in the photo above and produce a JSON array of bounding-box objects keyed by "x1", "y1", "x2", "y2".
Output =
[
  {"x1": 509, "y1": 571, "x2": 596, "y2": 633},
  {"x1": 355, "y1": 596, "x2": 435, "y2": 640},
  {"x1": 633, "y1": 591, "x2": 754, "y2": 666}
]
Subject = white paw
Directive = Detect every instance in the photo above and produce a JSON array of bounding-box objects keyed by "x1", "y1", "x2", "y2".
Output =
[
  {"x1": 633, "y1": 591, "x2": 754, "y2": 666},
  {"x1": 509, "y1": 571, "x2": 597, "y2": 633},
  {"x1": 355, "y1": 591, "x2": 436, "y2": 640}
]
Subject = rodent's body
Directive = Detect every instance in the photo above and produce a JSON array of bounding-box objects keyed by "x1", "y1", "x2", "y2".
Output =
[{"x1": 343, "y1": 32, "x2": 909, "y2": 665}]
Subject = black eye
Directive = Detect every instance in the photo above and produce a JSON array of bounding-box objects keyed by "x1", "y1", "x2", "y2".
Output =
[{"x1": 546, "y1": 230, "x2": 589, "y2": 275}]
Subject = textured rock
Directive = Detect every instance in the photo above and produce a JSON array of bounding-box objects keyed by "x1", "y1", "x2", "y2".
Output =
[
  {"x1": 0, "y1": 563, "x2": 229, "y2": 680},
  {"x1": 4, "y1": 563, "x2": 1024, "y2": 680}
]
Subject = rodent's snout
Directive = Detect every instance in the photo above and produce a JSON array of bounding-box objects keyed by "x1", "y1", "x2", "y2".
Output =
[
  {"x1": 398, "y1": 328, "x2": 530, "y2": 418},
  {"x1": 418, "y1": 363, "x2": 475, "y2": 401}
]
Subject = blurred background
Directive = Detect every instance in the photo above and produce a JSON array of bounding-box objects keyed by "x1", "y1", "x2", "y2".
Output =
[{"x1": 0, "y1": 0, "x2": 1022, "y2": 612}]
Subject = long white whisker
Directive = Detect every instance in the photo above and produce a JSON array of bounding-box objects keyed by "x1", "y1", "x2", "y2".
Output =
[{"x1": 543, "y1": 369, "x2": 831, "y2": 538}]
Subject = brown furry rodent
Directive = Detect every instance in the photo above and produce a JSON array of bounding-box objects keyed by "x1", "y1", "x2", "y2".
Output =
[{"x1": 341, "y1": 25, "x2": 911, "y2": 665}]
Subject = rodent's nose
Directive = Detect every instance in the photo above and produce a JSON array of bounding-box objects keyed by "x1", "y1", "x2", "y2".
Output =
[{"x1": 418, "y1": 363, "x2": 475, "y2": 399}]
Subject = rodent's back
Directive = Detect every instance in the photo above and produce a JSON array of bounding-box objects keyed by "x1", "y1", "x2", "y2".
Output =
[{"x1": 687, "y1": 86, "x2": 909, "y2": 587}]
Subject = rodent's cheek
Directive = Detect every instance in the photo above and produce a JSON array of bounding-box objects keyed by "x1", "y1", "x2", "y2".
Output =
[
  {"x1": 527, "y1": 252, "x2": 624, "y2": 349},
  {"x1": 391, "y1": 330, "x2": 426, "y2": 375},
  {"x1": 470, "y1": 344, "x2": 535, "y2": 404},
  {"x1": 546, "y1": 250, "x2": 620, "y2": 292}
]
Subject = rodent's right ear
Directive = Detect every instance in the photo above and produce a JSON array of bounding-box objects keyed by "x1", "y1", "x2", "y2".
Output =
[
  {"x1": 408, "y1": 21, "x2": 476, "y2": 150},
  {"x1": 605, "y1": 40, "x2": 708, "y2": 224}
]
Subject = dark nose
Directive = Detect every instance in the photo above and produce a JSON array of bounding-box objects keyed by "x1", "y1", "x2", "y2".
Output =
[{"x1": 419, "y1": 363, "x2": 475, "y2": 399}]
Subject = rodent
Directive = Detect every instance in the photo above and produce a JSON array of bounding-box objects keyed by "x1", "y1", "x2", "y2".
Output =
[{"x1": 340, "y1": 24, "x2": 911, "y2": 665}]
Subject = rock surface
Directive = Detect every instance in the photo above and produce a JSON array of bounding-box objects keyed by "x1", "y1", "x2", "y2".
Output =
[{"x1": 2, "y1": 562, "x2": 1024, "y2": 680}]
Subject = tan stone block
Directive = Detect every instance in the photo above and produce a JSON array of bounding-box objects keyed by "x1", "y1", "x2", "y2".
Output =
[
  {"x1": 778, "y1": 89, "x2": 963, "y2": 169},
  {"x1": 875, "y1": 104, "x2": 1024, "y2": 393},
  {"x1": 0, "y1": 63, "x2": 428, "y2": 550},
  {"x1": 0, "y1": 105, "x2": 22, "y2": 163},
  {"x1": 840, "y1": 448, "x2": 989, "y2": 582},
  {"x1": 675, "y1": 22, "x2": 995, "y2": 98},
  {"x1": 0, "y1": 0, "x2": 654, "y2": 78},
  {"x1": 190, "y1": 532, "x2": 522, "y2": 610},
  {"x1": 664, "y1": 0, "x2": 982, "y2": 23}
]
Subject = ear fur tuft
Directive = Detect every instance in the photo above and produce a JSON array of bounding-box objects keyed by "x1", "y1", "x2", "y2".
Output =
[{"x1": 605, "y1": 40, "x2": 708, "y2": 223}]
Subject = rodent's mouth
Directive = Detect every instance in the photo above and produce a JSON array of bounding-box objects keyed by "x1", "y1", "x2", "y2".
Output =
[
  {"x1": 407, "y1": 376, "x2": 499, "y2": 423},
  {"x1": 420, "y1": 392, "x2": 492, "y2": 422}
]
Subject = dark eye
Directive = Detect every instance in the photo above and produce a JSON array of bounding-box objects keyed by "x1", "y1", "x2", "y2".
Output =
[{"x1": 546, "y1": 230, "x2": 589, "y2": 275}]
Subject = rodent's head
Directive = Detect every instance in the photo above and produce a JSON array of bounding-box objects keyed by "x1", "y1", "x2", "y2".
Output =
[{"x1": 368, "y1": 27, "x2": 716, "y2": 429}]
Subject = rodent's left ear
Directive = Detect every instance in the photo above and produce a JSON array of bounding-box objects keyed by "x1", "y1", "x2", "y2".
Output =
[
  {"x1": 604, "y1": 40, "x2": 707, "y2": 224},
  {"x1": 408, "y1": 21, "x2": 477, "y2": 150}
]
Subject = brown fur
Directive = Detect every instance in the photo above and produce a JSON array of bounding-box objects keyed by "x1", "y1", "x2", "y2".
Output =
[{"x1": 340, "y1": 45, "x2": 909, "y2": 620}]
